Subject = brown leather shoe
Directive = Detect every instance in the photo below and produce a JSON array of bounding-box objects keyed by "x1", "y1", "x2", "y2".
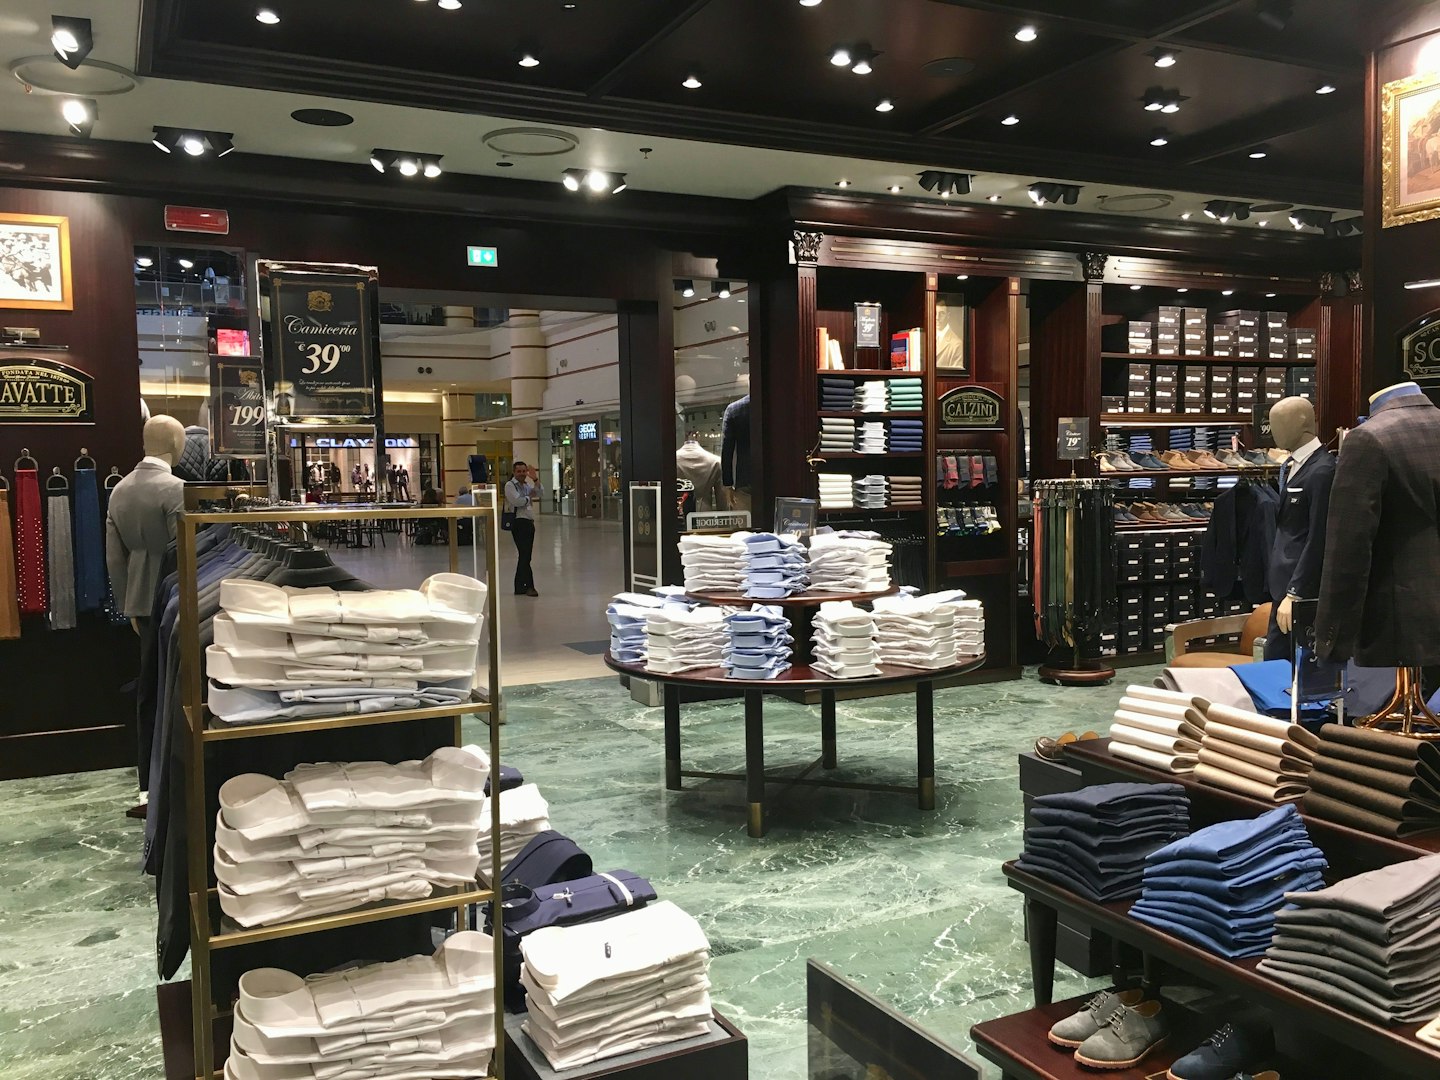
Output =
[
  {"x1": 1160, "y1": 450, "x2": 1198, "y2": 469},
  {"x1": 526, "y1": 588, "x2": 539, "y2": 597},
  {"x1": 1193, "y1": 451, "x2": 1226, "y2": 469}
]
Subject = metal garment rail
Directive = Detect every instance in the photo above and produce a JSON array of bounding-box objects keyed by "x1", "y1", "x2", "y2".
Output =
[{"x1": 174, "y1": 498, "x2": 506, "y2": 1080}]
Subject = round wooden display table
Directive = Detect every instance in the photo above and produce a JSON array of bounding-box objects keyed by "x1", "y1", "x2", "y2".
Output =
[{"x1": 605, "y1": 652, "x2": 987, "y2": 837}]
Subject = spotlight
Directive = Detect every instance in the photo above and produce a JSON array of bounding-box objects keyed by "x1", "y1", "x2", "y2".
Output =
[
  {"x1": 1222, "y1": 289, "x2": 1234, "y2": 296},
  {"x1": 1315, "y1": 83, "x2": 1336, "y2": 94},
  {"x1": 682, "y1": 73, "x2": 702, "y2": 89},
  {"x1": 875, "y1": 98, "x2": 894, "y2": 112},
  {"x1": 1149, "y1": 128, "x2": 1170, "y2": 147},
  {"x1": 1288, "y1": 208, "x2": 1333, "y2": 231},
  {"x1": 563, "y1": 171, "x2": 581, "y2": 191},
  {"x1": 714, "y1": 281, "x2": 731, "y2": 298},
  {"x1": 987, "y1": 194, "x2": 1001, "y2": 202},
  {"x1": 50, "y1": 16, "x2": 93, "y2": 70},
  {"x1": 370, "y1": 153, "x2": 386, "y2": 173},
  {"x1": 1028, "y1": 181, "x2": 1081, "y2": 206},
  {"x1": 851, "y1": 55, "x2": 873, "y2": 75},
  {"x1": 800, "y1": 0, "x2": 822, "y2": 5},
  {"x1": 1180, "y1": 212, "x2": 1191, "y2": 219},
  {"x1": 1130, "y1": 284, "x2": 1142, "y2": 291},
  {"x1": 1248, "y1": 145, "x2": 1269, "y2": 159},
  {"x1": 1257, "y1": 0, "x2": 1293, "y2": 31},
  {"x1": 1177, "y1": 288, "x2": 1189, "y2": 293},
  {"x1": 1142, "y1": 87, "x2": 1187, "y2": 113},
  {"x1": 1265, "y1": 292, "x2": 1277, "y2": 298},
  {"x1": 438, "y1": 0, "x2": 462, "y2": 8},
  {"x1": 152, "y1": 128, "x2": 237, "y2": 158},
  {"x1": 1014, "y1": 25, "x2": 1038, "y2": 42},
  {"x1": 562, "y1": 167, "x2": 626, "y2": 194},
  {"x1": 423, "y1": 159, "x2": 443, "y2": 178},
  {"x1": 518, "y1": 52, "x2": 540, "y2": 68},
  {"x1": 1203, "y1": 199, "x2": 1250, "y2": 222},
  {"x1": 1001, "y1": 114, "x2": 1020, "y2": 125},
  {"x1": 61, "y1": 97, "x2": 95, "y2": 138},
  {"x1": 256, "y1": 8, "x2": 280, "y2": 24},
  {"x1": 916, "y1": 170, "x2": 971, "y2": 197},
  {"x1": 676, "y1": 278, "x2": 696, "y2": 298},
  {"x1": 211, "y1": 134, "x2": 235, "y2": 157},
  {"x1": 178, "y1": 258, "x2": 194, "y2": 270},
  {"x1": 956, "y1": 275, "x2": 969, "y2": 280},
  {"x1": 830, "y1": 47, "x2": 852, "y2": 67},
  {"x1": 398, "y1": 158, "x2": 419, "y2": 176},
  {"x1": 1149, "y1": 48, "x2": 1177, "y2": 68},
  {"x1": 1327, "y1": 216, "x2": 1362, "y2": 238},
  {"x1": 135, "y1": 257, "x2": 153, "y2": 268},
  {"x1": 835, "y1": 179, "x2": 851, "y2": 188},
  {"x1": 887, "y1": 184, "x2": 902, "y2": 193},
  {"x1": 370, "y1": 149, "x2": 443, "y2": 178}
]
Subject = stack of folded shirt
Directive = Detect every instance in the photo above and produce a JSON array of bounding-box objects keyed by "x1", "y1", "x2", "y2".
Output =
[
  {"x1": 213, "y1": 746, "x2": 488, "y2": 928},
  {"x1": 1016, "y1": 782, "x2": 1189, "y2": 903},
  {"x1": 1130, "y1": 803, "x2": 1327, "y2": 959},
  {"x1": 207, "y1": 574, "x2": 485, "y2": 725},
  {"x1": 820, "y1": 375, "x2": 857, "y2": 411},
  {"x1": 644, "y1": 606, "x2": 727, "y2": 674},
  {"x1": 1302, "y1": 725, "x2": 1440, "y2": 838},
  {"x1": 1108, "y1": 685, "x2": 1206, "y2": 774},
  {"x1": 479, "y1": 783, "x2": 553, "y2": 874},
  {"x1": 887, "y1": 418, "x2": 924, "y2": 452},
  {"x1": 820, "y1": 417, "x2": 856, "y2": 453},
  {"x1": 678, "y1": 534, "x2": 746, "y2": 593},
  {"x1": 871, "y1": 593, "x2": 959, "y2": 670},
  {"x1": 606, "y1": 592, "x2": 683, "y2": 665},
  {"x1": 723, "y1": 605, "x2": 793, "y2": 680},
  {"x1": 933, "y1": 590, "x2": 984, "y2": 659},
  {"x1": 812, "y1": 601, "x2": 880, "y2": 678},
  {"x1": 854, "y1": 380, "x2": 889, "y2": 413},
  {"x1": 520, "y1": 901, "x2": 712, "y2": 1071},
  {"x1": 739, "y1": 531, "x2": 808, "y2": 598},
  {"x1": 887, "y1": 377, "x2": 923, "y2": 412},
  {"x1": 1194, "y1": 703, "x2": 1319, "y2": 802},
  {"x1": 853, "y1": 474, "x2": 889, "y2": 509},
  {"x1": 807, "y1": 531, "x2": 892, "y2": 592},
  {"x1": 1259, "y1": 853, "x2": 1440, "y2": 1023},
  {"x1": 226, "y1": 931, "x2": 496, "y2": 1080},
  {"x1": 817, "y1": 473, "x2": 854, "y2": 509},
  {"x1": 888, "y1": 475, "x2": 924, "y2": 508},
  {"x1": 855, "y1": 420, "x2": 887, "y2": 454}
]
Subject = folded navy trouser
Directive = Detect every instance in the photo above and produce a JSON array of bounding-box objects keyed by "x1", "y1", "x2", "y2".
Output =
[
  {"x1": 1013, "y1": 853, "x2": 1145, "y2": 903},
  {"x1": 1145, "y1": 803, "x2": 1305, "y2": 862},
  {"x1": 1019, "y1": 844, "x2": 1148, "y2": 888},
  {"x1": 1024, "y1": 836, "x2": 1170, "y2": 877},
  {"x1": 1025, "y1": 823, "x2": 1188, "y2": 852},
  {"x1": 1029, "y1": 781, "x2": 1188, "y2": 819}
]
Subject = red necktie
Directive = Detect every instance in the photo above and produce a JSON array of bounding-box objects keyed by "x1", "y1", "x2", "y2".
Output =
[
  {"x1": 0, "y1": 488, "x2": 18, "y2": 638},
  {"x1": 13, "y1": 468, "x2": 47, "y2": 616}
]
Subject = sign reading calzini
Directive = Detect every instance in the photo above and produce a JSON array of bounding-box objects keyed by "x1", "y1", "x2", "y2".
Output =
[
  {"x1": 938, "y1": 384, "x2": 1004, "y2": 430},
  {"x1": 0, "y1": 357, "x2": 94, "y2": 423}
]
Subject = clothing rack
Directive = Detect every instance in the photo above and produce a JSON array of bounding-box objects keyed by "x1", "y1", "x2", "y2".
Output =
[{"x1": 1032, "y1": 478, "x2": 1117, "y2": 685}]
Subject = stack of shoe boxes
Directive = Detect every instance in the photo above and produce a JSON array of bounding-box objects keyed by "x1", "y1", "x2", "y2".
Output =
[
  {"x1": 1235, "y1": 367, "x2": 1259, "y2": 415},
  {"x1": 1155, "y1": 307, "x2": 1182, "y2": 356},
  {"x1": 1212, "y1": 326, "x2": 1235, "y2": 357},
  {"x1": 1113, "y1": 528, "x2": 1247, "y2": 655},
  {"x1": 1210, "y1": 366, "x2": 1234, "y2": 412},
  {"x1": 1154, "y1": 364, "x2": 1179, "y2": 413},
  {"x1": 1183, "y1": 308, "x2": 1208, "y2": 356},
  {"x1": 1128, "y1": 363, "x2": 1151, "y2": 413},
  {"x1": 1128, "y1": 321, "x2": 1153, "y2": 354},
  {"x1": 1182, "y1": 367, "x2": 1208, "y2": 414}
]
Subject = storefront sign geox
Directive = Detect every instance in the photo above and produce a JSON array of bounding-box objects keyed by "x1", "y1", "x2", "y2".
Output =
[{"x1": 0, "y1": 357, "x2": 93, "y2": 422}]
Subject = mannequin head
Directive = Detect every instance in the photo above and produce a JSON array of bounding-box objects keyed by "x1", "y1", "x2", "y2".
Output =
[
  {"x1": 142, "y1": 415, "x2": 186, "y2": 465},
  {"x1": 1269, "y1": 397, "x2": 1317, "y2": 452}
]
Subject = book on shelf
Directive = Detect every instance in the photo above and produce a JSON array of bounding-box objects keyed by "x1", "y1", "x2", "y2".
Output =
[
  {"x1": 817, "y1": 326, "x2": 847, "y2": 371},
  {"x1": 889, "y1": 328, "x2": 923, "y2": 371}
]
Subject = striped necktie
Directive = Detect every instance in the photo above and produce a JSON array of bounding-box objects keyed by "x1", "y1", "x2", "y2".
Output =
[{"x1": 13, "y1": 468, "x2": 47, "y2": 616}]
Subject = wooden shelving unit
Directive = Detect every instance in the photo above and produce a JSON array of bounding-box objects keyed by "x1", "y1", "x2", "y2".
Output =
[{"x1": 1101, "y1": 351, "x2": 1313, "y2": 364}]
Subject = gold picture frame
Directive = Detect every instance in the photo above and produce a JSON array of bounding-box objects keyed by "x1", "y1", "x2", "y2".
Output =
[
  {"x1": 0, "y1": 213, "x2": 72, "y2": 310},
  {"x1": 1382, "y1": 70, "x2": 1440, "y2": 228}
]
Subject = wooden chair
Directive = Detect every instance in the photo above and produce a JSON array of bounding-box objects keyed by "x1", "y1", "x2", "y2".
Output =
[{"x1": 1168, "y1": 603, "x2": 1272, "y2": 668}]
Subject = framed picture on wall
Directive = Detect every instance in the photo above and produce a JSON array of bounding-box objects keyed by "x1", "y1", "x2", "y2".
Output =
[
  {"x1": 936, "y1": 293, "x2": 968, "y2": 373},
  {"x1": 0, "y1": 213, "x2": 72, "y2": 310},
  {"x1": 1383, "y1": 70, "x2": 1440, "y2": 228}
]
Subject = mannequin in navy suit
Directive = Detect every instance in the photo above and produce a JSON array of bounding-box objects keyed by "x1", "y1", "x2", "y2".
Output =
[{"x1": 1265, "y1": 397, "x2": 1335, "y2": 661}]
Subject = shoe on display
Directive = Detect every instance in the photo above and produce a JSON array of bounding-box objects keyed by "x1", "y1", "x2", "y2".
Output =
[
  {"x1": 1181, "y1": 505, "x2": 1209, "y2": 519},
  {"x1": 1132, "y1": 452, "x2": 1168, "y2": 470},
  {"x1": 1193, "y1": 451, "x2": 1227, "y2": 469},
  {"x1": 1117, "y1": 505, "x2": 1140, "y2": 523},
  {"x1": 1099, "y1": 453, "x2": 1119, "y2": 473},
  {"x1": 1047, "y1": 988, "x2": 1145, "y2": 1049},
  {"x1": 1160, "y1": 450, "x2": 1199, "y2": 470},
  {"x1": 1266, "y1": 447, "x2": 1289, "y2": 463},
  {"x1": 1074, "y1": 1000, "x2": 1169, "y2": 1070},
  {"x1": 1163, "y1": 506, "x2": 1191, "y2": 522},
  {"x1": 1166, "y1": 1023, "x2": 1274, "y2": 1080},
  {"x1": 1216, "y1": 450, "x2": 1251, "y2": 469}
]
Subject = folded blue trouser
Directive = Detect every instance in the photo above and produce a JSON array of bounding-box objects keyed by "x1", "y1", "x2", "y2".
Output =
[
  {"x1": 1029, "y1": 781, "x2": 1188, "y2": 819},
  {"x1": 1129, "y1": 907, "x2": 1278, "y2": 959},
  {"x1": 1146, "y1": 803, "x2": 1306, "y2": 863},
  {"x1": 1146, "y1": 879, "x2": 1327, "y2": 922},
  {"x1": 1142, "y1": 837, "x2": 1320, "y2": 879},
  {"x1": 1133, "y1": 898, "x2": 1294, "y2": 936},
  {"x1": 1142, "y1": 868, "x2": 1326, "y2": 906},
  {"x1": 1144, "y1": 849, "x2": 1329, "y2": 891}
]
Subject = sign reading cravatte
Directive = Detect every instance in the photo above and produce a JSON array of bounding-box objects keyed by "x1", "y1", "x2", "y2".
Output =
[{"x1": 0, "y1": 357, "x2": 93, "y2": 423}]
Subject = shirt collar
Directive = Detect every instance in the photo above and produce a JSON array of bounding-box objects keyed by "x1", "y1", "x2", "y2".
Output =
[
  {"x1": 1287, "y1": 436, "x2": 1321, "y2": 469},
  {"x1": 1370, "y1": 383, "x2": 1425, "y2": 412},
  {"x1": 140, "y1": 455, "x2": 173, "y2": 471}
]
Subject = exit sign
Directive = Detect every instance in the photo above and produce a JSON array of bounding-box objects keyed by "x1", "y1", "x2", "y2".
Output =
[{"x1": 467, "y1": 246, "x2": 498, "y2": 268}]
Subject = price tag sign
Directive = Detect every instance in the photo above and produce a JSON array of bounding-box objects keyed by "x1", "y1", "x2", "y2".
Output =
[
  {"x1": 1253, "y1": 402, "x2": 1276, "y2": 448},
  {"x1": 1057, "y1": 417, "x2": 1090, "y2": 460},
  {"x1": 259, "y1": 263, "x2": 379, "y2": 419},
  {"x1": 210, "y1": 357, "x2": 265, "y2": 455},
  {"x1": 774, "y1": 497, "x2": 818, "y2": 537}
]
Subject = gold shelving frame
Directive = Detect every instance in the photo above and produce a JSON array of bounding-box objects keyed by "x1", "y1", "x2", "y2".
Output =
[{"x1": 175, "y1": 498, "x2": 505, "y2": 1080}]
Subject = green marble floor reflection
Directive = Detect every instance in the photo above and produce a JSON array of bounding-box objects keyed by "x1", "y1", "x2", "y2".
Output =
[{"x1": 0, "y1": 665, "x2": 1159, "y2": 1079}]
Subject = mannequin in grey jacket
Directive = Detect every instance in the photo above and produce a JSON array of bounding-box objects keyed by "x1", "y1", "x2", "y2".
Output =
[
  {"x1": 107, "y1": 415, "x2": 186, "y2": 624},
  {"x1": 675, "y1": 434, "x2": 724, "y2": 512}
]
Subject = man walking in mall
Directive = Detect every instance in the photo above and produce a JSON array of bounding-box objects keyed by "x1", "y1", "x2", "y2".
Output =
[{"x1": 505, "y1": 461, "x2": 541, "y2": 596}]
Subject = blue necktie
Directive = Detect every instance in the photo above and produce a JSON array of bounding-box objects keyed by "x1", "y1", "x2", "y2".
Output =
[
  {"x1": 1278, "y1": 457, "x2": 1294, "y2": 490},
  {"x1": 72, "y1": 467, "x2": 106, "y2": 612}
]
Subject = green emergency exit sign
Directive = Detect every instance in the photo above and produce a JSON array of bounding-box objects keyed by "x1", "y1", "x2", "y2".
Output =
[{"x1": 467, "y1": 246, "x2": 498, "y2": 268}]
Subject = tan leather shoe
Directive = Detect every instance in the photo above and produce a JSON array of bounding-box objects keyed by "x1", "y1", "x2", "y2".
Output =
[
  {"x1": 1160, "y1": 450, "x2": 1199, "y2": 469},
  {"x1": 1192, "y1": 450, "x2": 1227, "y2": 469}
]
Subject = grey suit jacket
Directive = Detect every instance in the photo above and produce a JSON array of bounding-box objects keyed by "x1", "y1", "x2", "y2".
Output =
[
  {"x1": 105, "y1": 460, "x2": 185, "y2": 616},
  {"x1": 1316, "y1": 393, "x2": 1440, "y2": 665}
]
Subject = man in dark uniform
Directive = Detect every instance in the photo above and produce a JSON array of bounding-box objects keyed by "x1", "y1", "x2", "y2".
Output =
[{"x1": 1266, "y1": 396, "x2": 1336, "y2": 661}]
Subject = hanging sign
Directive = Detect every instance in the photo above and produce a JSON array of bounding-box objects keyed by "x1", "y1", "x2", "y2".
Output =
[
  {"x1": 938, "y1": 384, "x2": 1004, "y2": 430},
  {"x1": 1057, "y1": 417, "x2": 1090, "y2": 460},
  {"x1": 257, "y1": 261, "x2": 380, "y2": 420},
  {"x1": 210, "y1": 357, "x2": 265, "y2": 455},
  {"x1": 0, "y1": 357, "x2": 93, "y2": 422},
  {"x1": 1400, "y1": 311, "x2": 1440, "y2": 384}
]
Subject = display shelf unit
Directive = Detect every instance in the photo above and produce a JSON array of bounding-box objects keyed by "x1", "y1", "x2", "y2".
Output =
[
  {"x1": 169, "y1": 501, "x2": 505, "y2": 1080},
  {"x1": 1099, "y1": 465, "x2": 1281, "y2": 479},
  {"x1": 1100, "y1": 412, "x2": 1255, "y2": 427},
  {"x1": 1100, "y1": 351, "x2": 1315, "y2": 364}
]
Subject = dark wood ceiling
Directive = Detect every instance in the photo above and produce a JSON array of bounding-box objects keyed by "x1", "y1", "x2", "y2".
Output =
[{"x1": 138, "y1": 0, "x2": 1368, "y2": 207}]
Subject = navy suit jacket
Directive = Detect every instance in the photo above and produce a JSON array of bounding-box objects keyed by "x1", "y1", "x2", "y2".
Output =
[{"x1": 1268, "y1": 447, "x2": 1336, "y2": 602}]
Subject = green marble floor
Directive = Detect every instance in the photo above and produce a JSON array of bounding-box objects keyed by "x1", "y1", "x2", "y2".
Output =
[{"x1": 0, "y1": 666, "x2": 1156, "y2": 1079}]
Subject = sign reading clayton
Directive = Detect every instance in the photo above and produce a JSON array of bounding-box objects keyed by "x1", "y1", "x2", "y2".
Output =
[{"x1": 0, "y1": 357, "x2": 94, "y2": 423}]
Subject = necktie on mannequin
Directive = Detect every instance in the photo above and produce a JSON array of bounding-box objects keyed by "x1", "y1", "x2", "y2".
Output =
[
  {"x1": 0, "y1": 486, "x2": 19, "y2": 639},
  {"x1": 72, "y1": 465, "x2": 106, "y2": 612},
  {"x1": 13, "y1": 466, "x2": 47, "y2": 616},
  {"x1": 46, "y1": 476, "x2": 77, "y2": 630}
]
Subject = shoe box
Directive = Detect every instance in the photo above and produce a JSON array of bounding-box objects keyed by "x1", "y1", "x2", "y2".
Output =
[
  {"x1": 1209, "y1": 366, "x2": 1234, "y2": 412},
  {"x1": 1234, "y1": 367, "x2": 1259, "y2": 412},
  {"x1": 1211, "y1": 326, "x2": 1235, "y2": 357},
  {"x1": 1153, "y1": 364, "x2": 1179, "y2": 413},
  {"x1": 1287, "y1": 365, "x2": 1317, "y2": 399},
  {"x1": 1114, "y1": 530, "x2": 1208, "y2": 654},
  {"x1": 1219, "y1": 310, "x2": 1261, "y2": 359},
  {"x1": 1102, "y1": 394, "x2": 1126, "y2": 414},
  {"x1": 1264, "y1": 311, "x2": 1290, "y2": 358},
  {"x1": 1155, "y1": 306, "x2": 1181, "y2": 356},
  {"x1": 1129, "y1": 320, "x2": 1153, "y2": 354},
  {"x1": 1263, "y1": 366, "x2": 1289, "y2": 406},
  {"x1": 1128, "y1": 363, "x2": 1152, "y2": 412},
  {"x1": 1291, "y1": 327, "x2": 1318, "y2": 361},
  {"x1": 1182, "y1": 366, "x2": 1208, "y2": 413},
  {"x1": 1182, "y1": 308, "x2": 1208, "y2": 355}
]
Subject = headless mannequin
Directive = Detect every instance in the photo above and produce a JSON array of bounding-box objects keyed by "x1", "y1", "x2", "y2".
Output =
[
  {"x1": 1371, "y1": 381, "x2": 1424, "y2": 406},
  {"x1": 119, "y1": 417, "x2": 186, "y2": 634},
  {"x1": 1268, "y1": 397, "x2": 1320, "y2": 635}
]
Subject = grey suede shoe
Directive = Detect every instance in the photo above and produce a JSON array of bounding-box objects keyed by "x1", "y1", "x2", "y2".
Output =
[
  {"x1": 1074, "y1": 999, "x2": 1169, "y2": 1069},
  {"x1": 1048, "y1": 988, "x2": 1144, "y2": 1049}
]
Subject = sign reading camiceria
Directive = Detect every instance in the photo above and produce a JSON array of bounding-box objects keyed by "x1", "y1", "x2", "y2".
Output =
[
  {"x1": 938, "y1": 384, "x2": 1003, "y2": 430},
  {"x1": 0, "y1": 357, "x2": 93, "y2": 422}
]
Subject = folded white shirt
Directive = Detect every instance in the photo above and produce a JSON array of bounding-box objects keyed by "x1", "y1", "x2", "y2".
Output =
[
  {"x1": 221, "y1": 574, "x2": 484, "y2": 627},
  {"x1": 220, "y1": 877, "x2": 435, "y2": 927},
  {"x1": 287, "y1": 746, "x2": 488, "y2": 814},
  {"x1": 231, "y1": 1009, "x2": 489, "y2": 1066}
]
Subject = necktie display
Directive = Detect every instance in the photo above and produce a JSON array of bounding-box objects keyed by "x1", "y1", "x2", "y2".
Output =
[
  {"x1": 1031, "y1": 479, "x2": 1118, "y2": 680},
  {"x1": 45, "y1": 469, "x2": 76, "y2": 631},
  {"x1": 0, "y1": 481, "x2": 18, "y2": 639},
  {"x1": 12, "y1": 456, "x2": 46, "y2": 616},
  {"x1": 72, "y1": 456, "x2": 106, "y2": 613}
]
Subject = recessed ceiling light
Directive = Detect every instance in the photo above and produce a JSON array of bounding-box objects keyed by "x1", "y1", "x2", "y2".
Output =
[
  {"x1": 682, "y1": 74, "x2": 702, "y2": 89},
  {"x1": 851, "y1": 56, "x2": 872, "y2": 75},
  {"x1": 1150, "y1": 130, "x2": 1169, "y2": 147},
  {"x1": 518, "y1": 53, "x2": 540, "y2": 67},
  {"x1": 1265, "y1": 292, "x2": 1277, "y2": 298},
  {"x1": 178, "y1": 258, "x2": 194, "y2": 270},
  {"x1": 835, "y1": 179, "x2": 851, "y2": 187},
  {"x1": 1257, "y1": 219, "x2": 1267, "y2": 226},
  {"x1": 830, "y1": 47, "x2": 852, "y2": 67},
  {"x1": 1130, "y1": 284, "x2": 1142, "y2": 290},
  {"x1": 292, "y1": 108, "x2": 354, "y2": 127},
  {"x1": 1001, "y1": 114, "x2": 1019, "y2": 125},
  {"x1": 987, "y1": 194, "x2": 1001, "y2": 202},
  {"x1": 1152, "y1": 50, "x2": 1177, "y2": 68},
  {"x1": 1248, "y1": 146, "x2": 1268, "y2": 159},
  {"x1": 956, "y1": 275, "x2": 969, "y2": 280},
  {"x1": 887, "y1": 184, "x2": 902, "y2": 192},
  {"x1": 1316, "y1": 83, "x2": 1336, "y2": 94},
  {"x1": 875, "y1": 98, "x2": 894, "y2": 112},
  {"x1": 715, "y1": 281, "x2": 731, "y2": 298},
  {"x1": 1161, "y1": 102, "x2": 1179, "y2": 114},
  {"x1": 135, "y1": 257, "x2": 153, "y2": 268},
  {"x1": 438, "y1": 0, "x2": 461, "y2": 8},
  {"x1": 800, "y1": 0, "x2": 822, "y2": 5},
  {"x1": 1180, "y1": 212, "x2": 1191, "y2": 219},
  {"x1": 496, "y1": 160, "x2": 514, "y2": 167},
  {"x1": 1014, "y1": 25, "x2": 1038, "y2": 42},
  {"x1": 1222, "y1": 289, "x2": 1234, "y2": 296},
  {"x1": 256, "y1": 8, "x2": 279, "y2": 24},
  {"x1": 1177, "y1": 288, "x2": 1189, "y2": 293}
]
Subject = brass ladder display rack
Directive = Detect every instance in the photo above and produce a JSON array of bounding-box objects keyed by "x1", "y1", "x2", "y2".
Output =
[{"x1": 175, "y1": 498, "x2": 505, "y2": 1080}]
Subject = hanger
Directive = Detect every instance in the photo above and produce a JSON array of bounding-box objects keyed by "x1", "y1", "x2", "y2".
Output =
[
  {"x1": 14, "y1": 447, "x2": 36, "y2": 471},
  {"x1": 104, "y1": 466, "x2": 123, "y2": 490},
  {"x1": 46, "y1": 466, "x2": 70, "y2": 493},
  {"x1": 74, "y1": 446, "x2": 96, "y2": 471},
  {"x1": 0, "y1": 474, "x2": 8, "y2": 492}
]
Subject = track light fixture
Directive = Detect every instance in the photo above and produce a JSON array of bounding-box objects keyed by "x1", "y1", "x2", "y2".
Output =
[
  {"x1": 1328, "y1": 217, "x2": 1362, "y2": 238},
  {"x1": 152, "y1": 127, "x2": 234, "y2": 157},
  {"x1": 61, "y1": 97, "x2": 96, "y2": 138},
  {"x1": 1202, "y1": 199, "x2": 1250, "y2": 223},
  {"x1": 917, "y1": 170, "x2": 972, "y2": 197},
  {"x1": 714, "y1": 281, "x2": 731, "y2": 299},
  {"x1": 369, "y1": 149, "x2": 443, "y2": 177},
  {"x1": 1141, "y1": 87, "x2": 1187, "y2": 113},
  {"x1": 51, "y1": 15, "x2": 93, "y2": 69},
  {"x1": 1148, "y1": 48, "x2": 1178, "y2": 68},
  {"x1": 562, "y1": 167, "x2": 626, "y2": 194},
  {"x1": 1287, "y1": 208, "x2": 1333, "y2": 231},
  {"x1": 1028, "y1": 182, "x2": 1081, "y2": 206},
  {"x1": 676, "y1": 279, "x2": 696, "y2": 298}
]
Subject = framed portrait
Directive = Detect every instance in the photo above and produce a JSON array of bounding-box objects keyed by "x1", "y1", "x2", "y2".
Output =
[
  {"x1": 936, "y1": 292, "x2": 968, "y2": 372},
  {"x1": 1383, "y1": 70, "x2": 1440, "y2": 228},
  {"x1": 0, "y1": 213, "x2": 72, "y2": 310}
]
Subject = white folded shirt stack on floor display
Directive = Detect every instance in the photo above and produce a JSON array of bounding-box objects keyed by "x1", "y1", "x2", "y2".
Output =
[
  {"x1": 807, "y1": 531, "x2": 892, "y2": 592},
  {"x1": 643, "y1": 606, "x2": 728, "y2": 674},
  {"x1": 225, "y1": 930, "x2": 497, "y2": 1080},
  {"x1": 213, "y1": 746, "x2": 490, "y2": 928},
  {"x1": 817, "y1": 473, "x2": 855, "y2": 509},
  {"x1": 520, "y1": 901, "x2": 713, "y2": 1071},
  {"x1": 812, "y1": 601, "x2": 881, "y2": 678},
  {"x1": 1193, "y1": 702, "x2": 1320, "y2": 802},
  {"x1": 677, "y1": 534, "x2": 747, "y2": 593},
  {"x1": 207, "y1": 574, "x2": 485, "y2": 725},
  {"x1": 931, "y1": 589, "x2": 984, "y2": 660},
  {"x1": 1107, "y1": 685, "x2": 1207, "y2": 774},
  {"x1": 606, "y1": 592, "x2": 688, "y2": 665},
  {"x1": 870, "y1": 594, "x2": 960, "y2": 670}
]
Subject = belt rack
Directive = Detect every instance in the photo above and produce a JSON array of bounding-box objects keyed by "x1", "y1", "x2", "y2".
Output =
[{"x1": 167, "y1": 497, "x2": 506, "y2": 1080}]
